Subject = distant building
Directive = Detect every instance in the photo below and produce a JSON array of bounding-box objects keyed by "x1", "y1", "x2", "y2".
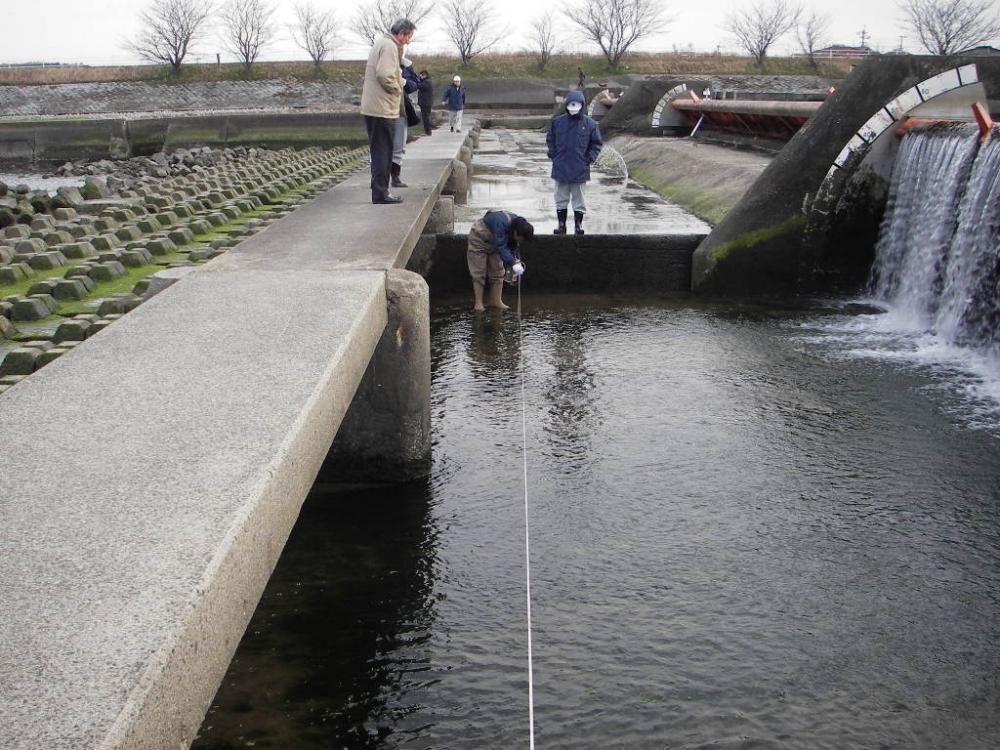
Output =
[
  {"x1": 798, "y1": 45, "x2": 877, "y2": 60},
  {"x1": 957, "y1": 46, "x2": 1000, "y2": 56}
]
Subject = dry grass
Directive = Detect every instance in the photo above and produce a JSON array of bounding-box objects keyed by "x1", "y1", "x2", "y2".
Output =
[{"x1": 0, "y1": 52, "x2": 853, "y2": 87}]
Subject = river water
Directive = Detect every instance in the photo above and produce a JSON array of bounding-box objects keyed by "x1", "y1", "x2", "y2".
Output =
[
  {"x1": 194, "y1": 294, "x2": 1000, "y2": 750},
  {"x1": 193, "y1": 129, "x2": 1000, "y2": 749}
]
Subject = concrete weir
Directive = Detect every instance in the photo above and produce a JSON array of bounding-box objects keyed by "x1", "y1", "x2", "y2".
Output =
[{"x1": 0, "y1": 129, "x2": 472, "y2": 749}]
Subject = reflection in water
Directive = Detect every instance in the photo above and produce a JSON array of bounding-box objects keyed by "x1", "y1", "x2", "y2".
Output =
[
  {"x1": 193, "y1": 483, "x2": 438, "y2": 750},
  {"x1": 196, "y1": 295, "x2": 1000, "y2": 749}
]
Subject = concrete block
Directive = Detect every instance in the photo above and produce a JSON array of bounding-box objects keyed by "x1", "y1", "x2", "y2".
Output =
[
  {"x1": 0, "y1": 246, "x2": 13, "y2": 265},
  {"x1": 0, "y1": 315, "x2": 12, "y2": 339},
  {"x1": 154, "y1": 211, "x2": 179, "y2": 227},
  {"x1": 53, "y1": 208, "x2": 78, "y2": 221},
  {"x1": 425, "y1": 196, "x2": 455, "y2": 234},
  {"x1": 917, "y1": 68, "x2": 961, "y2": 101},
  {"x1": 27, "y1": 251, "x2": 68, "y2": 271},
  {"x1": 61, "y1": 241, "x2": 97, "y2": 260},
  {"x1": 115, "y1": 225, "x2": 144, "y2": 242},
  {"x1": 146, "y1": 238, "x2": 177, "y2": 256},
  {"x1": 43, "y1": 231, "x2": 74, "y2": 247},
  {"x1": 4, "y1": 224, "x2": 31, "y2": 240},
  {"x1": 54, "y1": 319, "x2": 92, "y2": 344},
  {"x1": 120, "y1": 250, "x2": 150, "y2": 268},
  {"x1": 97, "y1": 294, "x2": 141, "y2": 316},
  {"x1": 168, "y1": 228, "x2": 194, "y2": 246},
  {"x1": 30, "y1": 215, "x2": 56, "y2": 231},
  {"x1": 0, "y1": 263, "x2": 33, "y2": 283},
  {"x1": 15, "y1": 238, "x2": 47, "y2": 255},
  {"x1": 52, "y1": 278, "x2": 90, "y2": 301},
  {"x1": 27, "y1": 279, "x2": 59, "y2": 296},
  {"x1": 89, "y1": 261, "x2": 126, "y2": 282},
  {"x1": 0, "y1": 347, "x2": 41, "y2": 376},
  {"x1": 93, "y1": 218, "x2": 118, "y2": 232},
  {"x1": 443, "y1": 159, "x2": 468, "y2": 204},
  {"x1": 37, "y1": 347, "x2": 69, "y2": 367},
  {"x1": 91, "y1": 235, "x2": 121, "y2": 251},
  {"x1": 11, "y1": 297, "x2": 50, "y2": 320},
  {"x1": 188, "y1": 219, "x2": 212, "y2": 235},
  {"x1": 30, "y1": 293, "x2": 58, "y2": 313}
]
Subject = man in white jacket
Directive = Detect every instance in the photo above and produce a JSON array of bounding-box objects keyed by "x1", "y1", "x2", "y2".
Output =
[{"x1": 360, "y1": 18, "x2": 416, "y2": 204}]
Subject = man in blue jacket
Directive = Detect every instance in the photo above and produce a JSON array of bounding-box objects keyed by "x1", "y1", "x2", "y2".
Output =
[
  {"x1": 442, "y1": 75, "x2": 466, "y2": 132},
  {"x1": 466, "y1": 210, "x2": 533, "y2": 311},
  {"x1": 546, "y1": 89, "x2": 603, "y2": 235}
]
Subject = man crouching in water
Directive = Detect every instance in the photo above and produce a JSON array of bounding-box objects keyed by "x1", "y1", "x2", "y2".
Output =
[{"x1": 466, "y1": 209, "x2": 533, "y2": 312}]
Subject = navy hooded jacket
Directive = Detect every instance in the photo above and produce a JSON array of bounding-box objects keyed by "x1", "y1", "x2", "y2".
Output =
[
  {"x1": 442, "y1": 83, "x2": 465, "y2": 111},
  {"x1": 546, "y1": 90, "x2": 603, "y2": 183}
]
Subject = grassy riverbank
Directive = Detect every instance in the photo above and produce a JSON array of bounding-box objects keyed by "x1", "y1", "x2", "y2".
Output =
[{"x1": 0, "y1": 52, "x2": 852, "y2": 86}]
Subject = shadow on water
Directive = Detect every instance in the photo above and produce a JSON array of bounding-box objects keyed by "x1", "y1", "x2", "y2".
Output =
[{"x1": 192, "y1": 481, "x2": 438, "y2": 750}]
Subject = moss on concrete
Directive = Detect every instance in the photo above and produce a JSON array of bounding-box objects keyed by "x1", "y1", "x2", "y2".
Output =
[
  {"x1": 706, "y1": 214, "x2": 805, "y2": 271},
  {"x1": 629, "y1": 166, "x2": 730, "y2": 225}
]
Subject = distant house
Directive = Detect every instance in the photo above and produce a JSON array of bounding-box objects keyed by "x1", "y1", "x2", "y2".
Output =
[{"x1": 798, "y1": 45, "x2": 877, "y2": 60}]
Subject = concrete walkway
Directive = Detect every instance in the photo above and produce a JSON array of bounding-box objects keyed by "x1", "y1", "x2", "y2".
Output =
[{"x1": 0, "y1": 129, "x2": 468, "y2": 750}]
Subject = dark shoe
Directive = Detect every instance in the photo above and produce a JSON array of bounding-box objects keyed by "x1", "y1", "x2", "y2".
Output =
[
  {"x1": 391, "y1": 176, "x2": 408, "y2": 187},
  {"x1": 450, "y1": 127, "x2": 454, "y2": 132},
  {"x1": 373, "y1": 195, "x2": 404, "y2": 204},
  {"x1": 390, "y1": 163, "x2": 407, "y2": 188},
  {"x1": 574, "y1": 211, "x2": 585, "y2": 235}
]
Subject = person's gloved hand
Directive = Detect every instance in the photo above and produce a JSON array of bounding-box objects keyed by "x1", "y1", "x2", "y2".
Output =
[{"x1": 512, "y1": 262, "x2": 525, "y2": 276}]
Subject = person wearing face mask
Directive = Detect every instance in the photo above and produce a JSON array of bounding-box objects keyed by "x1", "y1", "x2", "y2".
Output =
[{"x1": 546, "y1": 89, "x2": 603, "y2": 235}]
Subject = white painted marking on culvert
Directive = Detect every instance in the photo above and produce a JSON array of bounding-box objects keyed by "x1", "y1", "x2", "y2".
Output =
[{"x1": 515, "y1": 280, "x2": 537, "y2": 750}]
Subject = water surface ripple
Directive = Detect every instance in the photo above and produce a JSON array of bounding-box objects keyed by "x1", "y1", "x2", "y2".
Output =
[{"x1": 195, "y1": 297, "x2": 1000, "y2": 750}]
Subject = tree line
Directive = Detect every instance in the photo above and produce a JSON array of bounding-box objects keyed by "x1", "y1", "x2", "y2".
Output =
[{"x1": 131, "y1": 0, "x2": 1000, "y2": 75}]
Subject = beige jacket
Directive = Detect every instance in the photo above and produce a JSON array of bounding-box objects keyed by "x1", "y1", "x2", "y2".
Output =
[{"x1": 360, "y1": 34, "x2": 404, "y2": 119}]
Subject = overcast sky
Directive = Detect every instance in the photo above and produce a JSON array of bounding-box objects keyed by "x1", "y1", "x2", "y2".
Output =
[{"x1": 1, "y1": 0, "x2": 968, "y2": 68}]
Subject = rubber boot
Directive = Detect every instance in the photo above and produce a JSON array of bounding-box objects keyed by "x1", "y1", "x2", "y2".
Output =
[
  {"x1": 486, "y1": 280, "x2": 509, "y2": 310},
  {"x1": 574, "y1": 211, "x2": 585, "y2": 235},
  {"x1": 390, "y1": 162, "x2": 407, "y2": 188},
  {"x1": 553, "y1": 208, "x2": 568, "y2": 235}
]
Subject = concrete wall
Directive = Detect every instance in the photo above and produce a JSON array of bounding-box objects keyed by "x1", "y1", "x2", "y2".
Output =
[
  {"x1": 412, "y1": 232, "x2": 707, "y2": 294},
  {"x1": 0, "y1": 112, "x2": 367, "y2": 164},
  {"x1": 610, "y1": 135, "x2": 771, "y2": 225},
  {"x1": 690, "y1": 55, "x2": 1000, "y2": 296}
]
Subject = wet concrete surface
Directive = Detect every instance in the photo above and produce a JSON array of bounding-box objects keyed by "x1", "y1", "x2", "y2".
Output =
[{"x1": 453, "y1": 129, "x2": 712, "y2": 236}]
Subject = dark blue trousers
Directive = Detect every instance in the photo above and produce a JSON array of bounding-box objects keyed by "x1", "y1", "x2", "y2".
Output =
[{"x1": 364, "y1": 115, "x2": 394, "y2": 202}]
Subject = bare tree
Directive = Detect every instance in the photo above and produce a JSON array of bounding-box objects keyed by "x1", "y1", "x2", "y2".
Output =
[
  {"x1": 531, "y1": 12, "x2": 558, "y2": 70},
  {"x1": 353, "y1": 0, "x2": 434, "y2": 46},
  {"x1": 291, "y1": 3, "x2": 337, "y2": 69},
  {"x1": 220, "y1": 0, "x2": 276, "y2": 72},
  {"x1": 564, "y1": 0, "x2": 666, "y2": 71},
  {"x1": 130, "y1": 0, "x2": 214, "y2": 74},
  {"x1": 797, "y1": 10, "x2": 830, "y2": 67},
  {"x1": 442, "y1": 0, "x2": 505, "y2": 65},
  {"x1": 900, "y1": 0, "x2": 1000, "y2": 54},
  {"x1": 726, "y1": 0, "x2": 801, "y2": 67}
]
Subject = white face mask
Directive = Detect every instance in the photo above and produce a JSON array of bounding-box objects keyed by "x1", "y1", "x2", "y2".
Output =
[{"x1": 566, "y1": 102, "x2": 583, "y2": 115}]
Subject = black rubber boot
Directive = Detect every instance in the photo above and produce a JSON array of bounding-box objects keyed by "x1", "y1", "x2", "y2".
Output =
[
  {"x1": 553, "y1": 209, "x2": 568, "y2": 235},
  {"x1": 390, "y1": 162, "x2": 407, "y2": 188},
  {"x1": 574, "y1": 211, "x2": 585, "y2": 235}
]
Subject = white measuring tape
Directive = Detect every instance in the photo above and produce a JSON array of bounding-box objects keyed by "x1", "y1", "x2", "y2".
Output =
[{"x1": 515, "y1": 280, "x2": 536, "y2": 749}]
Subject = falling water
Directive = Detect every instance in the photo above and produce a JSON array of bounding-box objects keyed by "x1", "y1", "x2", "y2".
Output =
[
  {"x1": 869, "y1": 124, "x2": 1000, "y2": 352},
  {"x1": 594, "y1": 143, "x2": 629, "y2": 186}
]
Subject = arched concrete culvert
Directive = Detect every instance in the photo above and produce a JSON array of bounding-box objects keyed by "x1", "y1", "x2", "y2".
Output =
[
  {"x1": 650, "y1": 84, "x2": 692, "y2": 132},
  {"x1": 690, "y1": 55, "x2": 1000, "y2": 296},
  {"x1": 803, "y1": 64, "x2": 989, "y2": 288}
]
